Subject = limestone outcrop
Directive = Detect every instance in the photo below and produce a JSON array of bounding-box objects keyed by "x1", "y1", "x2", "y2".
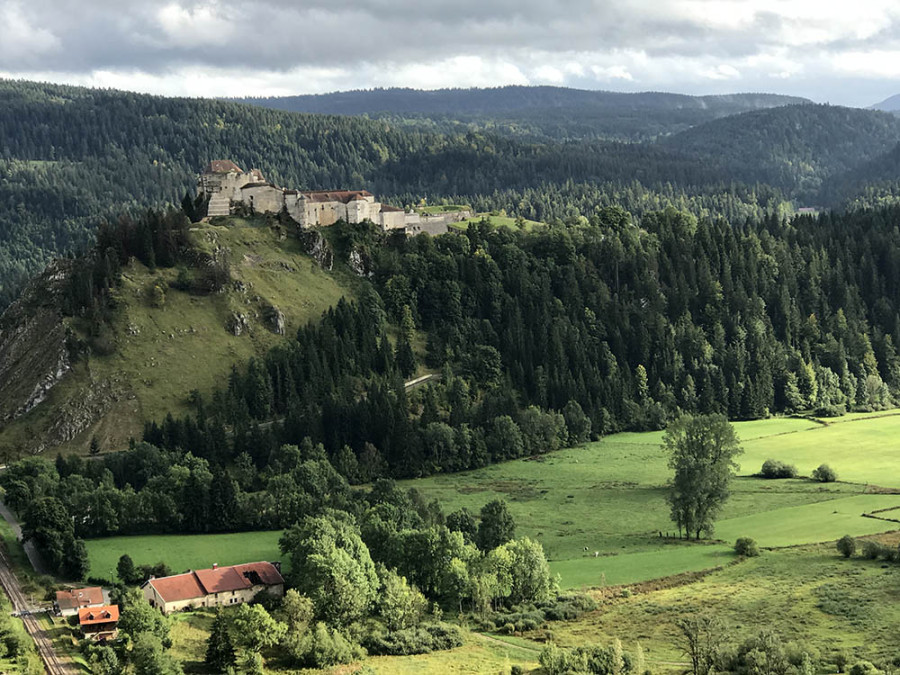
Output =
[{"x1": 0, "y1": 260, "x2": 73, "y2": 424}]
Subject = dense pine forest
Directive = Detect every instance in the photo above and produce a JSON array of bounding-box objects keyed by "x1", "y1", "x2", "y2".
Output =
[{"x1": 4, "y1": 80, "x2": 900, "y2": 309}]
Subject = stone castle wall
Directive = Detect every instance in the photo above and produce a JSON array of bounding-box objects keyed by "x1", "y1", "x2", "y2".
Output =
[{"x1": 198, "y1": 163, "x2": 409, "y2": 231}]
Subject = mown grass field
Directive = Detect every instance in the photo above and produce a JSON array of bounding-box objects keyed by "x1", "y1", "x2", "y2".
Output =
[
  {"x1": 84, "y1": 412, "x2": 900, "y2": 594},
  {"x1": 85, "y1": 531, "x2": 284, "y2": 582},
  {"x1": 448, "y1": 213, "x2": 545, "y2": 231}
]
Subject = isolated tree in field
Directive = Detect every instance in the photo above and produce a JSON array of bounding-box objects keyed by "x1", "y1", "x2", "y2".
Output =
[
  {"x1": 665, "y1": 414, "x2": 742, "y2": 539},
  {"x1": 205, "y1": 610, "x2": 236, "y2": 672},
  {"x1": 675, "y1": 614, "x2": 726, "y2": 675},
  {"x1": 476, "y1": 499, "x2": 516, "y2": 551},
  {"x1": 837, "y1": 535, "x2": 857, "y2": 558}
]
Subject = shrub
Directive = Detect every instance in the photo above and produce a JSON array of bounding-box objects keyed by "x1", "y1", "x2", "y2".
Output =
[
  {"x1": 862, "y1": 541, "x2": 882, "y2": 560},
  {"x1": 812, "y1": 464, "x2": 838, "y2": 482},
  {"x1": 511, "y1": 666, "x2": 525, "y2": 675},
  {"x1": 364, "y1": 622, "x2": 463, "y2": 656},
  {"x1": 760, "y1": 459, "x2": 799, "y2": 479},
  {"x1": 734, "y1": 537, "x2": 761, "y2": 557},
  {"x1": 835, "y1": 653, "x2": 850, "y2": 673},
  {"x1": 303, "y1": 623, "x2": 364, "y2": 668},
  {"x1": 849, "y1": 661, "x2": 881, "y2": 675},
  {"x1": 815, "y1": 404, "x2": 846, "y2": 418},
  {"x1": 837, "y1": 535, "x2": 856, "y2": 558}
]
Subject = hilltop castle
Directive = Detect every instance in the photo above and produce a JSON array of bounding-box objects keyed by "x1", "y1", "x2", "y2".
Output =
[{"x1": 197, "y1": 160, "x2": 407, "y2": 230}]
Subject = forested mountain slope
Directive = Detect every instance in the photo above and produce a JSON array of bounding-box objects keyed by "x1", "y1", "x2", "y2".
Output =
[
  {"x1": 236, "y1": 86, "x2": 809, "y2": 141},
  {"x1": 819, "y1": 142, "x2": 900, "y2": 208},
  {"x1": 1, "y1": 80, "x2": 898, "y2": 315},
  {"x1": 0, "y1": 81, "x2": 788, "y2": 309},
  {"x1": 664, "y1": 104, "x2": 900, "y2": 200}
]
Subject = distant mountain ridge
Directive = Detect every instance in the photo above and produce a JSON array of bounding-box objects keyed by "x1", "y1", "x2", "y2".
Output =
[
  {"x1": 234, "y1": 86, "x2": 811, "y2": 141},
  {"x1": 664, "y1": 104, "x2": 900, "y2": 200},
  {"x1": 870, "y1": 93, "x2": 900, "y2": 113},
  {"x1": 235, "y1": 86, "x2": 809, "y2": 115}
]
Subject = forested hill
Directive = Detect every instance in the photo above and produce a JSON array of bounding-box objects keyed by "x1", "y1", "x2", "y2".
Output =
[
  {"x1": 0, "y1": 80, "x2": 794, "y2": 309},
  {"x1": 235, "y1": 86, "x2": 810, "y2": 141},
  {"x1": 0, "y1": 80, "x2": 897, "y2": 311},
  {"x1": 663, "y1": 104, "x2": 900, "y2": 201}
]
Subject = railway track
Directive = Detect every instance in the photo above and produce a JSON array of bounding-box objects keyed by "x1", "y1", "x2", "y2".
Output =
[{"x1": 0, "y1": 543, "x2": 75, "y2": 674}]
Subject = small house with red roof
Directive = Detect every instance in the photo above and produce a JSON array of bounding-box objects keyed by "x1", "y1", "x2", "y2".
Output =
[
  {"x1": 55, "y1": 586, "x2": 107, "y2": 617},
  {"x1": 79, "y1": 605, "x2": 119, "y2": 642},
  {"x1": 141, "y1": 562, "x2": 284, "y2": 615}
]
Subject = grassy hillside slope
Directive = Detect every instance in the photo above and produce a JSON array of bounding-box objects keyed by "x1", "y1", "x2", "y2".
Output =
[{"x1": 0, "y1": 215, "x2": 354, "y2": 454}]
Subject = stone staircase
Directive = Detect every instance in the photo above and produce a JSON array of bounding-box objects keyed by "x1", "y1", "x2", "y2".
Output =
[{"x1": 207, "y1": 194, "x2": 231, "y2": 217}]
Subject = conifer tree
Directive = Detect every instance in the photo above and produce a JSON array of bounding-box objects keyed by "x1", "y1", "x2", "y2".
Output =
[{"x1": 205, "y1": 610, "x2": 236, "y2": 673}]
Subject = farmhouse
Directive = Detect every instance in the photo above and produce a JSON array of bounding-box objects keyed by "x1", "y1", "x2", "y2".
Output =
[
  {"x1": 78, "y1": 605, "x2": 119, "y2": 642},
  {"x1": 55, "y1": 586, "x2": 107, "y2": 617},
  {"x1": 142, "y1": 561, "x2": 284, "y2": 615},
  {"x1": 198, "y1": 160, "x2": 408, "y2": 230}
]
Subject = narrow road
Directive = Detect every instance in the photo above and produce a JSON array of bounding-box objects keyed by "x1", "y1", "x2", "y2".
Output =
[
  {"x1": 0, "y1": 542, "x2": 77, "y2": 674},
  {"x1": 0, "y1": 500, "x2": 50, "y2": 576}
]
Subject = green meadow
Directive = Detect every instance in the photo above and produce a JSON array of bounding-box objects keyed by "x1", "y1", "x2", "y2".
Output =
[
  {"x1": 86, "y1": 411, "x2": 900, "y2": 594},
  {"x1": 549, "y1": 538, "x2": 900, "y2": 670},
  {"x1": 402, "y1": 411, "x2": 900, "y2": 589},
  {"x1": 85, "y1": 531, "x2": 284, "y2": 582}
]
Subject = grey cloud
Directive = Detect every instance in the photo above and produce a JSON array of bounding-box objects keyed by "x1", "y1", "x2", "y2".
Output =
[
  {"x1": 0, "y1": 0, "x2": 786, "y2": 72},
  {"x1": 3, "y1": 0, "x2": 900, "y2": 106}
]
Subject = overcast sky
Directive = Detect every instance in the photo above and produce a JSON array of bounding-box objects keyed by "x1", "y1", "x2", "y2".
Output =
[{"x1": 1, "y1": 0, "x2": 899, "y2": 106}]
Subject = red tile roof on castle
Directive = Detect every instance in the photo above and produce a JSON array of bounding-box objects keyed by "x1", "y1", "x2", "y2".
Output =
[
  {"x1": 204, "y1": 160, "x2": 244, "y2": 174},
  {"x1": 301, "y1": 190, "x2": 374, "y2": 204},
  {"x1": 56, "y1": 587, "x2": 104, "y2": 611},
  {"x1": 78, "y1": 606, "x2": 119, "y2": 626},
  {"x1": 145, "y1": 562, "x2": 284, "y2": 603}
]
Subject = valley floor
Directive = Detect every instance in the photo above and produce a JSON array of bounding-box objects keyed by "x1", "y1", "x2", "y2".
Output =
[{"x1": 73, "y1": 410, "x2": 900, "y2": 672}]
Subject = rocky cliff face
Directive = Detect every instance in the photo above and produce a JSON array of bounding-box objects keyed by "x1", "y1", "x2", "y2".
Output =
[
  {"x1": 0, "y1": 260, "x2": 73, "y2": 424},
  {"x1": 0, "y1": 260, "x2": 131, "y2": 454}
]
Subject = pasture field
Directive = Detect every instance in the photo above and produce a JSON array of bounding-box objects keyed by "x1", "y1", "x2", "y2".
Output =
[
  {"x1": 404, "y1": 412, "x2": 900, "y2": 588},
  {"x1": 91, "y1": 413, "x2": 900, "y2": 674},
  {"x1": 85, "y1": 530, "x2": 284, "y2": 581},
  {"x1": 448, "y1": 213, "x2": 545, "y2": 231},
  {"x1": 84, "y1": 413, "x2": 900, "y2": 593},
  {"x1": 551, "y1": 535, "x2": 900, "y2": 669}
]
